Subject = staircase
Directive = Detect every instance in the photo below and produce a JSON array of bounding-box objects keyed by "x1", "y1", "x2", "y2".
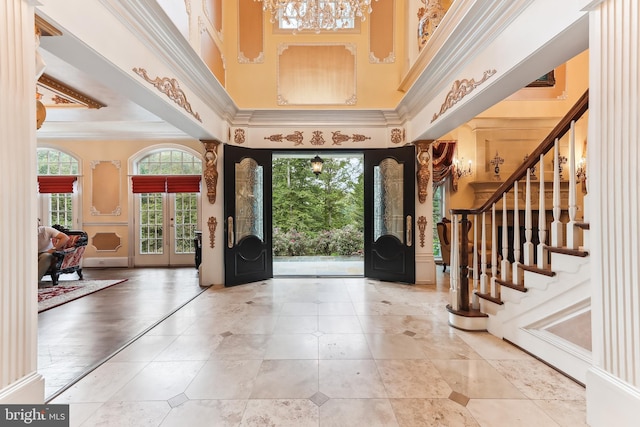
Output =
[{"x1": 447, "y1": 90, "x2": 592, "y2": 384}]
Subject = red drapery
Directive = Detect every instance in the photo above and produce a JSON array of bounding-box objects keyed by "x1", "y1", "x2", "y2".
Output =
[
  {"x1": 131, "y1": 175, "x2": 201, "y2": 193},
  {"x1": 432, "y1": 140, "x2": 457, "y2": 187},
  {"x1": 37, "y1": 176, "x2": 77, "y2": 193}
]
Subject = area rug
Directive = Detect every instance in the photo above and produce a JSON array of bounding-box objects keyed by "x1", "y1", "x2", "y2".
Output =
[{"x1": 38, "y1": 279, "x2": 127, "y2": 313}]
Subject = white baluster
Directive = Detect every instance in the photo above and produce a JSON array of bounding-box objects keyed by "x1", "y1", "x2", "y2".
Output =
[
  {"x1": 471, "y1": 214, "x2": 479, "y2": 309},
  {"x1": 513, "y1": 180, "x2": 521, "y2": 285},
  {"x1": 491, "y1": 204, "x2": 499, "y2": 299},
  {"x1": 480, "y1": 211, "x2": 488, "y2": 294},
  {"x1": 450, "y1": 214, "x2": 459, "y2": 310},
  {"x1": 523, "y1": 169, "x2": 534, "y2": 265},
  {"x1": 501, "y1": 193, "x2": 510, "y2": 281},
  {"x1": 551, "y1": 138, "x2": 564, "y2": 247},
  {"x1": 566, "y1": 120, "x2": 579, "y2": 249},
  {"x1": 538, "y1": 153, "x2": 548, "y2": 269}
]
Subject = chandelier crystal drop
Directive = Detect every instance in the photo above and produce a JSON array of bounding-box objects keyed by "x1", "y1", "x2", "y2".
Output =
[{"x1": 256, "y1": 0, "x2": 377, "y2": 33}]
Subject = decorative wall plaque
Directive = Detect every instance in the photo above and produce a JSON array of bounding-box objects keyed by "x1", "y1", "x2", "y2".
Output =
[
  {"x1": 234, "y1": 128, "x2": 246, "y2": 144},
  {"x1": 90, "y1": 160, "x2": 121, "y2": 216},
  {"x1": 390, "y1": 128, "x2": 405, "y2": 144}
]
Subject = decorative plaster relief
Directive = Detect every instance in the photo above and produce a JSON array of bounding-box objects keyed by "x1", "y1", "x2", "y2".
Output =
[
  {"x1": 90, "y1": 160, "x2": 121, "y2": 216},
  {"x1": 415, "y1": 141, "x2": 432, "y2": 204},
  {"x1": 432, "y1": 69, "x2": 497, "y2": 123},
  {"x1": 417, "y1": 216, "x2": 428, "y2": 248},
  {"x1": 264, "y1": 131, "x2": 304, "y2": 145},
  {"x1": 331, "y1": 131, "x2": 371, "y2": 145},
  {"x1": 92, "y1": 232, "x2": 122, "y2": 252},
  {"x1": 310, "y1": 131, "x2": 326, "y2": 145},
  {"x1": 132, "y1": 67, "x2": 202, "y2": 123},
  {"x1": 208, "y1": 216, "x2": 217, "y2": 248},
  {"x1": 390, "y1": 128, "x2": 405, "y2": 144},
  {"x1": 234, "y1": 128, "x2": 246, "y2": 144},
  {"x1": 202, "y1": 140, "x2": 220, "y2": 204}
]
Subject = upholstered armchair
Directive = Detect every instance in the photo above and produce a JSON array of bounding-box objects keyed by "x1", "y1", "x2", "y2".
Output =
[
  {"x1": 437, "y1": 217, "x2": 497, "y2": 273},
  {"x1": 44, "y1": 225, "x2": 89, "y2": 286}
]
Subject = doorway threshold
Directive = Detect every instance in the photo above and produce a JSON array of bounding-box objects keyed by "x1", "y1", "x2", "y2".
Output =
[{"x1": 273, "y1": 255, "x2": 364, "y2": 277}]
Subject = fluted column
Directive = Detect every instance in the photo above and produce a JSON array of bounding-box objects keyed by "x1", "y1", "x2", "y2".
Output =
[
  {"x1": 0, "y1": 0, "x2": 43, "y2": 403},
  {"x1": 586, "y1": 0, "x2": 640, "y2": 425}
]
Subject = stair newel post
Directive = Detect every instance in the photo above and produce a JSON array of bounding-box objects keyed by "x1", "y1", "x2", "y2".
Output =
[
  {"x1": 551, "y1": 138, "x2": 564, "y2": 247},
  {"x1": 566, "y1": 120, "x2": 579, "y2": 249},
  {"x1": 472, "y1": 213, "x2": 479, "y2": 310},
  {"x1": 450, "y1": 214, "x2": 460, "y2": 311},
  {"x1": 524, "y1": 169, "x2": 534, "y2": 266},
  {"x1": 537, "y1": 153, "x2": 548, "y2": 269},
  {"x1": 491, "y1": 203, "x2": 499, "y2": 300},
  {"x1": 459, "y1": 213, "x2": 470, "y2": 311},
  {"x1": 513, "y1": 180, "x2": 521, "y2": 285},
  {"x1": 501, "y1": 193, "x2": 511, "y2": 281},
  {"x1": 480, "y1": 211, "x2": 488, "y2": 294}
]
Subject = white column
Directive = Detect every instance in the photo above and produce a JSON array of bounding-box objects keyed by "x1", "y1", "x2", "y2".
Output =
[
  {"x1": 0, "y1": 0, "x2": 44, "y2": 403},
  {"x1": 586, "y1": 0, "x2": 640, "y2": 425}
]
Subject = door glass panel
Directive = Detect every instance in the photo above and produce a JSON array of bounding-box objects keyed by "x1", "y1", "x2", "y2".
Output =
[
  {"x1": 235, "y1": 158, "x2": 264, "y2": 242},
  {"x1": 174, "y1": 193, "x2": 198, "y2": 254},
  {"x1": 373, "y1": 158, "x2": 404, "y2": 242},
  {"x1": 140, "y1": 193, "x2": 164, "y2": 254}
]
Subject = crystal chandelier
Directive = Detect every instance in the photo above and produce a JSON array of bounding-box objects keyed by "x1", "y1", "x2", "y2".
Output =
[{"x1": 256, "y1": 0, "x2": 377, "y2": 33}]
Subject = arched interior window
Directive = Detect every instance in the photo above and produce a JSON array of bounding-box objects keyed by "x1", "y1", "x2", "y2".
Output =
[{"x1": 37, "y1": 148, "x2": 80, "y2": 228}]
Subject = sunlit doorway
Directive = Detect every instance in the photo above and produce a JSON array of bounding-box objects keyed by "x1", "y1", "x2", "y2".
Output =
[{"x1": 271, "y1": 151, "x2": 364, "y2": 277}]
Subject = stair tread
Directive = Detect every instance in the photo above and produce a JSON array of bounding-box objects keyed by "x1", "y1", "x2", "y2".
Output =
[
  {"x1": 544, "y1": 245, "x2": 589, "y2": 257},
  {"x1": 520, "y1": 264, "x2": 556, "y2": 277},
  {"x1": 494, "y1": 278, "x2": 528, "y2": 292},
  {"x1": 475, "y1": 292, "x2": 504, "y2": 305},
  {"x1": 574, "y1": 221, "x2": 590, "y2": 230}
]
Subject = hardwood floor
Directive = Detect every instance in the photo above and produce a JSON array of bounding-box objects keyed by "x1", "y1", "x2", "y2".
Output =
[{"x1": 38, "y1": 266, "x2": 206, "y2": 401}]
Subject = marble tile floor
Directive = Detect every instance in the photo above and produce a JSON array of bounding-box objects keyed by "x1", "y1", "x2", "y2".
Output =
[{"x1": 51, "y1": 270, "x2": 587, "y2": 426}]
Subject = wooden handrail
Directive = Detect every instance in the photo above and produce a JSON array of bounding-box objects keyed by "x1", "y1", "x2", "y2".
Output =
[{"x1": 452, "y1": 89, "x2": 589, "y2": 216}]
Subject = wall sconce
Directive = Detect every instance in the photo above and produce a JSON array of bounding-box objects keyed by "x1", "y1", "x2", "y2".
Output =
[
  {"x1": 489, "y1": 151, "x2": 504, "y2": 180},
  {"x1": 451, "y1": 157, "x2": 472, "y2": 192},
  {"x1": 576, "y1": 157, "x2": 587, "y2": 194},
  {"x1": 311, "y1": 155, "x2": 324, "y2": 176}
]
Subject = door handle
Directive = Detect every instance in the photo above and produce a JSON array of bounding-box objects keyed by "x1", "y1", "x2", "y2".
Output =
[
  {"x1": 406, "y1": 215, "x2": 412, "y2": 247},
  {"x1": 227, "y1": 216, "x2": 234, "y2": 248}
]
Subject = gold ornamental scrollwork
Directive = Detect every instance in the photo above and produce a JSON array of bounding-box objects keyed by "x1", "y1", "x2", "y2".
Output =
[
  {"x1": 208, "y1": 216, "x2": 217, "y2": 248},
  {"x1": 390, "y1": 128, "x2": 405, "y2": 144},
  {"x1": 415, "y1": 140, "x2": 433, "y2": 204},
  {"x1": 417, "y1": 216, "x2": 428, "y2": 248},
  {"x1": 201, "y1": 140, "x2": 220, "y2": 204},
  {"x1": 132, "y1": 67, "x2": 202, "y2": 123},
  {"x1": 234, "y1": 129, "x2": 246, "y2": 144},
  {"x1": 264, "y1": 131, "x2": 304, "y2": 146},
  {"x1": 331, "y1": 131, "x2": 371, "y2": 145},
  {"x1": 431, "y1": 69, "x2": 497, "y2": 123},
  {"x1": 310, "y1": 131, "x2": 326, "y2": 145}
]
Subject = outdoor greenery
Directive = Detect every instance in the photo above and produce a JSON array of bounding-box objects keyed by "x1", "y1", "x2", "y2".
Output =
[{"x1": 272, "y1": 156, "x2": 364, "y2": 256}]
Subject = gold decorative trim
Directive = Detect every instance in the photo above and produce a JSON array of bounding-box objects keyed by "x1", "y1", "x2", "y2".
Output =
[
  {"x1": 234, "y1": 129, "x2": 246, "y2": 144},
  {"x1": 264, "y1": 131, "x2": 304, "y2": 146},
  {"x1": 202, "y1": 140, "x2": 220, "y2": 204},
  {"x1": 431, "y1": 69, "x2": 497, "y2": 123},
  {"x1": 331, "y1": 131, "x2": 371, "y2": 145},
  {"x1": 416, "y1": 140, "x2": 433, "y2": 204},
  {"x1": 35, "y1": 15, "x2": 62, "y2": 36},
  {"x1": 417, "y1": 216, "x2": 428, "y2": 248},
  {"x1": 390, "y1": 128, "x2": 405, "y2": 144},
  {"x1": 208, "y1": 216, "x2": 217, "y2": 248},
  {"x1": 132, "y1": 67, "x2": 202, "y2": 122},
  {"x1": 310, "y1": 131, "x2": 326, "y2": 146},
  {"x1": 38, "y1": 74, "x2": 106, "y2": 109}
]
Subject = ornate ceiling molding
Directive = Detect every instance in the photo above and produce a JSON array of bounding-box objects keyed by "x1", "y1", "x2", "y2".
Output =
[{"x1": 37, "y1": 73, "x2": 106, "y2": 109}]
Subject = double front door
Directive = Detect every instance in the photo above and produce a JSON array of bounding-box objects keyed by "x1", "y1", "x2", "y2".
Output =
[{"x1": 224, "y1": 145, "x2": 415, "y2": 286}]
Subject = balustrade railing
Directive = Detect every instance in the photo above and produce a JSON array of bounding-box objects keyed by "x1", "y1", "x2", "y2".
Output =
[{"x1": 448, "y1": 89, "x2": 589, "y2": 313}]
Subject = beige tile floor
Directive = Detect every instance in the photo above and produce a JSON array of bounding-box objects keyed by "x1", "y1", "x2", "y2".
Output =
[{"x1": 52, "y1": 274, "x2": 587, "y2": 426}]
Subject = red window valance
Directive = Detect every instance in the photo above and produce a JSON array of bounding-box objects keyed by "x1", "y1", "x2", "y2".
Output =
[
  {"x1": 37, "y1": 176, "x2": 77, "y2": 193},
  {"x1": 131, "y1": 175, "x2": 201, "y2": 193},
  {"x1": 166, "y1": 176, "x2": 201, "y2": 193},
  {"x1": 432, "y1": 140, "x2": 457, "y2": 187}
]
